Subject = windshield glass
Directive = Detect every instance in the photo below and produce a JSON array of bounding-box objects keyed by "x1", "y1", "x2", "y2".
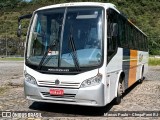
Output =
[{"x1": 26, "y1": 7, "x2": 103, "y2": 70}]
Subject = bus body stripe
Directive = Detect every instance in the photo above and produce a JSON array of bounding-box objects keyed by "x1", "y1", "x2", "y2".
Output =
[
  {"x1": 123, "y1": 48, "x2": 130, "y2": 89},
  {"x1": 128, "y1": 50, "x2": 138, "y2": 87}
]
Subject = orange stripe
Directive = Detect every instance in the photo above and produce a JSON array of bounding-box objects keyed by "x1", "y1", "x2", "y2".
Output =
[{"x1": 128, "y1": 50, "x2": 138, "y2": 87}]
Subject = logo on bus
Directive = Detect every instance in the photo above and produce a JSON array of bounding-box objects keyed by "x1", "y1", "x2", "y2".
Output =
[
  {"x1": 55, "y1": 79, "x2": 60, "y2": 85},
  {"x1": 139, "y1": 54, "x2": 143, "y2": 62}
]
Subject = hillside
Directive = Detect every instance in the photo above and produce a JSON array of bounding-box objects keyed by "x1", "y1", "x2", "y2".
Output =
[{"x1": 0, "y1": 0, "x2": 160, "y2": 55}]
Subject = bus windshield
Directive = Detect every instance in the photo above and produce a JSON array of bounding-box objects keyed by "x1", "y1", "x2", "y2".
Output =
[{"x1": 26, "y1": 7, "x2": 103, "y2": 70}]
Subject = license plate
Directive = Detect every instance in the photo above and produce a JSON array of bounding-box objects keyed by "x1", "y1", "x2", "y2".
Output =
[{"x1": 49, "y1": 89, "x2": 64, "y2": 96}]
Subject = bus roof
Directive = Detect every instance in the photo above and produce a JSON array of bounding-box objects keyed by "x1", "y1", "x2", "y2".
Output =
[{"x1": 36, "y1": 2, "x2": 116, "y2": 11}]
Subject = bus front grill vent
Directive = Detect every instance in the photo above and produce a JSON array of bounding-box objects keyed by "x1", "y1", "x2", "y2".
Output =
[
  {"x1": 38, "y1": 81, "x2": 80, "y2": 88},
  {"x1": 41, "y1": 92, "x2": 76, "y2": 99}
]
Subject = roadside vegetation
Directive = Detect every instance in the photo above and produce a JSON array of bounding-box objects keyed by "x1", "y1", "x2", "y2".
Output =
[
  {"x1": 0, "y1": 87, "x2": 8, "y2": 95},
  {"x1": 149, "y1": 57, "x2": 160, "y2": 66},
  {"x1": 1, "y1": 57, "x2": 159, "y2": 66},
  {"x1": 0, "y1": 0, "x2": 160, "y2": 56},
  {"x1": 0, "y1": 57, "x2": 24, "y2": 61}
]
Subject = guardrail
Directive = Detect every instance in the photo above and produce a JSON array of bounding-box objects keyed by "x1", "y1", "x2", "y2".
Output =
[{"x1": 155, "y1": 56, "x2": 160, "y2": 58}]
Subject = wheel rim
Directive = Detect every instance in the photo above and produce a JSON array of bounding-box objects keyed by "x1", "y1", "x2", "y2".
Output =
[{"x1": 118, "y1": 82, "x2": 123, "y2": 97}]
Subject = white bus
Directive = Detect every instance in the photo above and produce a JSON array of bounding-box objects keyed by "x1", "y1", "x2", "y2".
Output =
[{"x1": 17, "y1": 2, "x2": 148, "y2": 106}]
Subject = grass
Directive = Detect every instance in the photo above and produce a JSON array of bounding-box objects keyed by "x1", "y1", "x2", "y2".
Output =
[
  {"x1": 0, "y1": 57, "x2": 24, "y2": 61},
  {"x1": 0, "y1": 57, "x2": 159, "y2": 66},
  {"x1": 0, "y1": 87, "x2": 8, "y2": 95},
  {"x1": 149, "y1": 57, "x2": 160, "y2": 66}
]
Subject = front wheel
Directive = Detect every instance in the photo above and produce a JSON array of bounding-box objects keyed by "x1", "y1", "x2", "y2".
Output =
[{"x1": 113, "y1": 78, "x2": 124, "y2": 105}]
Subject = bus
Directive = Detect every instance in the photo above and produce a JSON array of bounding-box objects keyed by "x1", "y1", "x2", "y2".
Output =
[{"x1": 17, "y1": 2, "x2": 148, "y2": 107}]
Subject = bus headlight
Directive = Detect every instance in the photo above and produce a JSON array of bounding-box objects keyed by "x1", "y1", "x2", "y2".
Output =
[
  {"x1": 25, "y1": 73, "x2": 37, "y2": 85},
  {"x1": 80, "y1": 74, "x2": 102, "y2": 88}
]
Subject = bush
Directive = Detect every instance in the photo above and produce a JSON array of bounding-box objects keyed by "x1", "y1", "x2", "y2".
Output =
[{"x1": 149, "y1": 57, "x2": 160, "y2": 66}]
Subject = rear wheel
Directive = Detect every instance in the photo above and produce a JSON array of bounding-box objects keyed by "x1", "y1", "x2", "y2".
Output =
[
  {"x1": 138, "y1": 66, "x2": 144, "y2": 83},
  {"x1": 113, "y1": 77, "x2": 124, "y2": 105}
]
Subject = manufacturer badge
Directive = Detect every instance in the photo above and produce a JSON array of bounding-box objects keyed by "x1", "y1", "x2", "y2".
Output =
[{"x1": 55, "y1": 79, "x2": 60, "y2": 85}]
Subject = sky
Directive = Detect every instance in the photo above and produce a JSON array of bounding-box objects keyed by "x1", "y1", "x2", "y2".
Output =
[{"x1": 23, "y1": 0, "x2": 32, "y2": 2}]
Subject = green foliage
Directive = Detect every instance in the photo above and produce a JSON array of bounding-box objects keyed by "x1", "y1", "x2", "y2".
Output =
[
  {"x1": 0, "y1": 57, "x2": 24, "y2": 61},
  {"x1": 0, "y1": 0, "x2": 160, "y2": 55},
  {"x1": 0, "y1": 86, "x2": 8, "y2": 95},
  {"x1": 149, "y1": 58, "x2": 160, "y2": 66}
]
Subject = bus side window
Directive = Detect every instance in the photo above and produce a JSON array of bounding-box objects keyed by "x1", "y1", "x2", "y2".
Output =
[
  {"x1": 118, "y1": 15, "x2": 128, "y2": 48},
  {"x1": 118, "y1": 18, "x2": 124, "y2": 47},
  {"x1": 133, "y1": 28, "x2": 137, "y2": 50},
  {"x1": 130, "y1": 26, "x2": 134, "y2": 49},
  {"x1": 124, "y1": 23, "x2": 129, "y2": 48},
  {"x1": 107, "y1": 9, "x2": 118, "y2": 62},
  {"x1": 145, "y1": 36, "x2": 148, "y2": 51}
]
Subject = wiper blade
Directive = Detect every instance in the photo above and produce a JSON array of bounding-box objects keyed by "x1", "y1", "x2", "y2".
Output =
[
  {"x1": 68, "y1": 26, "x2": 80, "y2": 71},
  {"x1": 37, "y1": 40, "x2": 58, "y2": 70}
]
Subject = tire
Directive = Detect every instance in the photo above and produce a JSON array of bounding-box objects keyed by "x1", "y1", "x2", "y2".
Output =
[
  {"x1": 113, "y1": 77, "x2": 124, "y2": 105},
  {"x1": 138, "y1": 67, "x2": 144, "y2": 84}
]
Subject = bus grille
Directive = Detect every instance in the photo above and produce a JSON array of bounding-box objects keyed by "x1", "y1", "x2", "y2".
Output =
[
  {"x1": 38, "y1": 81, "x2": 80, "y2": 88},
  {"x1": 41, "y1": 92, "x2": 76, "y2": 99}
]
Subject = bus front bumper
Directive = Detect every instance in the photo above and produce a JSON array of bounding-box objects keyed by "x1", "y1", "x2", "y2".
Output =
[{"x1": 24, "y1": 80, "x2": 105, "y2": 107}]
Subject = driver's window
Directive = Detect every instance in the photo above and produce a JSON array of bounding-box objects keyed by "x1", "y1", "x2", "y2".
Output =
[{"x1": 32, "y1": 15, "x2": 47, "y2": 56}]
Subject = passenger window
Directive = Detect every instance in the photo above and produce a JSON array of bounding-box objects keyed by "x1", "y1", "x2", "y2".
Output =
[{"x1": 107, "y1": 9, "x2": 118, "y2": 63}]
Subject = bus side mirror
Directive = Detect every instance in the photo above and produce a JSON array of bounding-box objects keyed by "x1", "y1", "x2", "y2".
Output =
[
  {"x1": 112, "y1": 23, "x2": 118, "y2": 37},
  {"x1": 17, "y1": 14, "x2": 32, "y2": 37}
]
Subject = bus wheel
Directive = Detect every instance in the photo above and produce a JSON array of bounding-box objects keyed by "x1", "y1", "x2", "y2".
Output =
[
  {"x1": 138, "y1": 67, "x2": 144, "y2": 84},
  {"x1": 113, "y1": 77, "x2": 124, "y2": 105}
]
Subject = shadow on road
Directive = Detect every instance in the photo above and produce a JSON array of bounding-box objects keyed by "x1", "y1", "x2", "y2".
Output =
[
  {"x1": 29, "y1": 81, "x2": 141, "y2": 117},
  {"x1": 122, "y1": 80, "x2": 141, "y2": 98},
  {"x1": 29, "y1": 102, "x2": 113, "y2": 117}
]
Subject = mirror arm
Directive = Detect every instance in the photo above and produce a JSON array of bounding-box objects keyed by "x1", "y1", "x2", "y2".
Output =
[
  {"x1": 18, "y1": 14, "x2": 32, "y2": 27},
  {"x1": 19, "y1": 14, "x2": 32, "y2": 21},
  {"x1": 17, "y1": 14, "x2": 32, "y2": 37}
]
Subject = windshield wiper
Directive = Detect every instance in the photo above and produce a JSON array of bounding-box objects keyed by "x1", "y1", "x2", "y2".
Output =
[
  {"x1": 68, "y1": 26, "x2": 80, "y2": 71},
  {"x1": 37, "y1": 40, "x2": 58, "y2": 70}
]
